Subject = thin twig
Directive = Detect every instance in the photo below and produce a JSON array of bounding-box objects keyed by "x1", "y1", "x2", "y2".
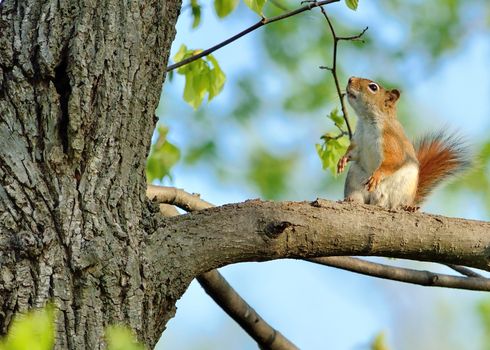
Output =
[
  {"x1": 166, "y1": 0, "x2": 340, "y2": 72},
  {"x1": 197, "y1": 271, "x2": 299, "y2": 350},
  {"x1": 310, "y1": 256, "x2": 490, "y2": 292},
  {"x1": 147, "y1": 185, "x2": 299, "y2": 350},
  {"x1": 148, "y1": 185, "x2": 490, "y2": 293},
  {"x1": 318, "y1": 6, "x2": 367, "y2": 140},
  {"x1": 321, "y1": 131, "x2": 348, "y2": 141},
  {"x1": 446, "y1": 264, "x2": 483, "y2": 278}
]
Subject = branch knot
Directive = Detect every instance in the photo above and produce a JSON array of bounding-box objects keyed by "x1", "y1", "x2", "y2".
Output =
[{"x1": 265, "y1": 221, "x2": 293, "y2": 238}]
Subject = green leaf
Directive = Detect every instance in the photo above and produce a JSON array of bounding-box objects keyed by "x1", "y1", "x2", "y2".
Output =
[
  {"x1": 190, "y1": 0, "x2": 201, "y2": 28},
  {"x1": 345, "y1": 0, "x2": 358, "y2": 10},
  {"x1": 247, "y1": 150, "x2": 296, "y2": 199},
  {"x1": 106, "y1": 325, "x2": 146, "y2": 350},
  {"x1": 173, "y1": 44, "x2": 188, "y2": 64},
  {"x1": 146, "y1": 125, "x2": 181, "y2": 182},
  {"x1": 185, "y1": 141, "x2": 217, "y2": 164},
  {"x1": 214, "y1": 0, "x2": 239, "y2": 18},
  {"x1": 328, "y1": 108, "x2": 344, "y2": 128},
  {"x1": 207, "y1": 56, "x2": 226, "y2": 100},
  {"x1": 316, "y1": 134, "x2": 349, "y2": 175},
  {"x1": 172, "y1": 45, "x2": 226, "y2": 109},
  {"x1": 243, "y1": 0, "x2": 267, "y2": 16},
  {"x1": 1, "y1": 304, "x2": 55, "y2": 350}
]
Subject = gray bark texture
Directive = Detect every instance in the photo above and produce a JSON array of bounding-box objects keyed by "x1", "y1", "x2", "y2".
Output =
[
  {"x1": 0, "y1": 0, "x2": 182, "y2": 348},
  {"x1": 1, "y1": 0, "x2": 490, "y2": 349}
]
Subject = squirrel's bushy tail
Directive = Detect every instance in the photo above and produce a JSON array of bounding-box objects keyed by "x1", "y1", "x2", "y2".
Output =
[{"x1": 415, "y1": 131, "x2": 470, "y2": 204}]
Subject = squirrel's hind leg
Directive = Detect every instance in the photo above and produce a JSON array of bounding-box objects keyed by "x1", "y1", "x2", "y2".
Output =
[{"x1": 344, "y1": 164, "x2": 370, "y2": 204}]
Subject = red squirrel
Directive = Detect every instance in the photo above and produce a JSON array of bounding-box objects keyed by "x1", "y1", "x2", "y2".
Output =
[{"x1": 337, "y1": 77, "x2": 469, "y2": 209}]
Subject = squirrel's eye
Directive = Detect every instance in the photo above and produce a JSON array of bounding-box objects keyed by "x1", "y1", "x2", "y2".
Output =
[{"x1": 368, "y1": 83, "x2": 379, "y2": 92}]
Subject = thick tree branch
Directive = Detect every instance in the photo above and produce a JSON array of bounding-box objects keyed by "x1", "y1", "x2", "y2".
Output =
[
  {"x1": 165, "y1": 0, "x2": 339, "y2": 72},
  {"x1": 147, "y1": 185, "x2": 298, "y2": 350},
  {"x1": 148, "y1": 186, "x2": 490, "y2": 287},
  {"x1": 148, "y1": 198, "x2": 490, "y2": 275},
  {"x1": 309, "y1": 257, "x2": 490, "y2": 291}
]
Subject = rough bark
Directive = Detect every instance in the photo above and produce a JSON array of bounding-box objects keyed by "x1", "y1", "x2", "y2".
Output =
[
  {"x1": 0, "y1": 0, "x2": 182, "y2": 348},
  {"x1": 150, "y1": 199, "x2": 490, "y2": 274}
]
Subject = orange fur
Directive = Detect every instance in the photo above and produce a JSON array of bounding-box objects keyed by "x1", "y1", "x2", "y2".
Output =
[
  {"x1": 367, "y1": 122, "x2": 416, "y2": 192},
  {"x1": 415, "y1": 132, "x2": 469, "y2": 204}
]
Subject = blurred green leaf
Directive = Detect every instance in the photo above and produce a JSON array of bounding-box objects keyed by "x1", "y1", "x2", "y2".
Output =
[
  {"x1": 328, "y1": 108, "x2": 345, "y2": 129},
  {"x1": 214, "y1": 0, "x2": 239, "y2": 18},
  {"x1": 370, "y1": 332, "x2": 389, "y2": 350},
  {"x1": 1, "y1": 304, "x2": 55, "y2": 350},
  {"x1": 243, "y1": 0, "x2": 267, "y2": 16},
  {"x1": 190, "y1": 0, "x2": 202, "y2": 28},
  {"x1": 146, "y1": 125, "x2": 181, "y2": 182},
  {"x1": 345, "y1": 0, "x2": 359, "y2": 10},
  {"x1": 106, "y1": 325, "x2": 146, "y2": 350},
  {"x1": 247, "y1": 150, "x2": 296, "y2": 199},
  {"x1": 173, "y1": 45, "x2": 226, "y2": 109},
  {"x1": 477, "y1": 298, "x2": 490, "y2": 350},
  {"x1": 185, "y1": 140, "x2": 217, "y2": 164}
]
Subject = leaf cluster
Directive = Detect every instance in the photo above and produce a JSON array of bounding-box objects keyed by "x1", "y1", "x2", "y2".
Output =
[
  {"x1": 316, "y1": 109, "x2": 349, "y2": 175},
  {"x1": 173, "y1": 45, "x2": 226, "y2": 109}
]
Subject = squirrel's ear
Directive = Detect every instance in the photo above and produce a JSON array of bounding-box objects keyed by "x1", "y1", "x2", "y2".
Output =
[{"x1": 389, "y1": 89, "x2": 401, "y2": 102}]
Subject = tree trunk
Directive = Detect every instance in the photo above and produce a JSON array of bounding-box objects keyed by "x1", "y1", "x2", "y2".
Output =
[{"x1": 0, "y1": 0, "x2": 183, "y2": 348}]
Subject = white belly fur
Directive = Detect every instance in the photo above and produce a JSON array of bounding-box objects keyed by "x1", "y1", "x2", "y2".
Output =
[
  {"x1": 369, "y1": 162, "x2": 418, "y2": 208},
  {"x1": 345, "y1": 120, "x2": 419, "y2": 209}
]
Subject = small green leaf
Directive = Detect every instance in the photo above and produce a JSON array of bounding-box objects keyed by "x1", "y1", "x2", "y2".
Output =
[
  {"x1": 207, "y1": 56, "x2": 226, "y2": 100},
  {"x1": 345, "y1": 0, "x2": 358, "y2": 10},
  {"x1": 328, "y1": 108, "x2": 344, "y2": 128},
  {"x1": 172, "y1": 46, "x2": 226, "y2": 109},
  {"x1": 214, "y1": 0, "x2": 239, "y2": 18},
  {"x1": 146, "y1": 125, "x2": 181, "y2": 182},
  {"x1": 243, "y1": 0, "x2": 267, "y2": 16},
  {"x1": 190, "y1": 0, "x2": 202, "y2": 28},
  {"x1": 173, "y1": 44, "x2": 188, "y2": 64}
]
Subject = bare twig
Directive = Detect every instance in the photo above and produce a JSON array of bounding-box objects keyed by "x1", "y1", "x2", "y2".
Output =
[
  {"x1": 318, "y1": 7, "x2": 368, "y2": 140},
  {"x1": 147, "y1": 184, "x2": 299, "y2": 350},
  {"x1": 166, "y1": 0, "x2": 340, "y2": 72},
  {"x1": 197, "y1": 270, "x2": 299, "y2": 350},
  {"x1": 148, "y1": 185, "x2": 490, "y2": 292},
  {"x1": 309, "y1": 256, "x2": 490, "y2": 292},
  {"x1": 446, "y1": 264, "x2": 483, "y2": 278}
]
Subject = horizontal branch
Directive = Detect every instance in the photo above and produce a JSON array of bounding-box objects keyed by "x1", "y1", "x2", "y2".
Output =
[
  {"x1": 165, "y1": 0, "x2": 339, "y2": 72},
  {"x1": 147, "y1": 185, "x2": 212, "y2": 211},
  {"x1": 151, "y1": 198, "x2": 490, "y2": 273},
  {"x1": 309, "y1": 257, "x2": 490, "y2": 291}
]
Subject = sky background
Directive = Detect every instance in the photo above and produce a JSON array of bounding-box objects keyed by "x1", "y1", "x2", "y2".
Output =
[{"x1": 154, "y1": 1, "x2": 490, "y2": 349}]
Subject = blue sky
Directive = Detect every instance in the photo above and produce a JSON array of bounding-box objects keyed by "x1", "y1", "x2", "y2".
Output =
[{"x1": 156, "y1": 1, "x2": 490, "y2": 349}]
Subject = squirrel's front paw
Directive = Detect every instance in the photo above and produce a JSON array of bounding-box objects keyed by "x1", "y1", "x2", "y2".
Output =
[
  {"x1": 365, "y1": 173, "x2": 382, "y2": 192},
  {"x1": 337, "y1": 156, "x2": 350, "y2": 174}
]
